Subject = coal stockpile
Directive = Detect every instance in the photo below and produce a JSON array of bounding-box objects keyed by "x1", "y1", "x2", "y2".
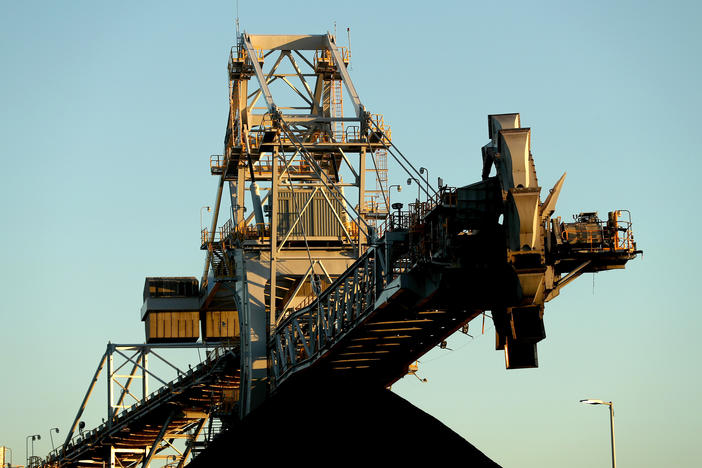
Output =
[{"x1": 188, "y1": 380, "x2": 501, "y2": 466}]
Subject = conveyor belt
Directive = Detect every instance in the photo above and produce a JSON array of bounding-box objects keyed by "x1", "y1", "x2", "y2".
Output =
[{"x1": 46, "y1": 349, "x2": 239, "y2": 468}]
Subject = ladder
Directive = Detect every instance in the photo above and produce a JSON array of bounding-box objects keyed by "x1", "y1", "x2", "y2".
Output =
[
  {"x1": 331, "y1": 79, "x2": 344, "y2": 142},
  {"x1": 365, "y1": 149, "x2": 389, "y2": 217}
]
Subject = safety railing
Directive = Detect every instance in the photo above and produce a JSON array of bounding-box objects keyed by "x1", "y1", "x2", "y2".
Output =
[
  {"x1": 210, "y1": 154, "x2": 225, "y2": 171},
  {"x1": 202, "y1": 220, "x2": 274, "y2": 246},
  {"x1": 291, "y1": 290, "x2": 317, "y2": 312},
  {"x1": 371, "y1": 114, "x2": 391, "y2": 140},
  {"x1": 44, "y1": 343, "x2": 239, "y2": 468},
  {"x1": 392, "y1": 256, "x2": 414, "y2": 276},
  {"x1": 200, "y1": 227, "x2": 224, "y2": 245},
  {"x1": 228, "y1": 44, "x2": 263, "y2": 70},
  {"x1": 345, "y1": 126, "x2": 360, "y2": 141},
  {"x1": 314, "y1": 47, "x2": 350, "y2": 67},
  {"x1": 377, "y1": 210, "x2": 409, "y2": 239},
  {"x1": 376, "y1": 186, "x2": 456, "y2": 239},
  {"x1": 611, "y1": 210, "x2": 636, "y2": 251},
  {"x1": 270, "y1": 246, "x2": 377, "y2": 387},
  {"x1": 340, "y1": 46, "x2": 350, "y2": 63},
  {"x1": 247, "y1": 128, "x2": 333, "y2": 147},
  {"x1": 364, "y1": 194, "x2": 389, "y2": 215},
  {"x1": 239, "y1": 120, "x2": 390, "y2": 149},
  {"x1": 421, "y1": 185, "x2": 457, "y2": 212},
  {"x1": 253, "y1": 156, "x2": 316, "y2": 175},
  {"x1": 613, "y1": 225, "x2": 636, "y2": 251}
]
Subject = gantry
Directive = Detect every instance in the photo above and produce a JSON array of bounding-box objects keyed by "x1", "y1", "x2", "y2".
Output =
[{"x1": 200, "y1": 33, "x2": 397, "y2": 415}]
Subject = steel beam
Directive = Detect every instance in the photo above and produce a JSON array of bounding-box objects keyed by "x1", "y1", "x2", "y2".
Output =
[
  {"x1": 176, "y1": 417, "x2": 208, "y2": 468},
  {"x1": 243, "y1": 34, "x2": 277, "y2": 114},
  {"x1": 325, "y1": 33, "x2": 362, "y2": 117},
  {"x1": 141, "y1": 410, "x2": 177, "y2": 468},
  {"x1": 62, "y1": 351, "x2": 107, "y2": 455}
]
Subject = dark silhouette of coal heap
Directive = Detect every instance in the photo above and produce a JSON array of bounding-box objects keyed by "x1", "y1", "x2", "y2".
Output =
[{"x1": 188, "y1": 378, "x2": 501, "y2": 466}]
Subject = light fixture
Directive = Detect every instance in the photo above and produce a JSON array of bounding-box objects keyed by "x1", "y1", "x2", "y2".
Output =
[
  {"x1": 25, "y1": 434, "x2": 40, "y2": 467},
  {"x1": 406, "y1": 178, "x2": 420, "y2": 201},
  {"x1": 580, "y1": 399, "x2": 608, "y2": 405},
  {"x1": 49, "y1": 427, "x2": 59, "y2": 451},
  {"x1": 420, "y1": 167, "x2": 429, "y2": 202},
  {"x1": 388, "y1": 184, "x2": 402, "y2": 211},
  {"x1": 200, "y1": 206, "x2": 211, "y2": 233},
  {"x1": 580, "y1": 399, "x2": 616, "y2": 468}
]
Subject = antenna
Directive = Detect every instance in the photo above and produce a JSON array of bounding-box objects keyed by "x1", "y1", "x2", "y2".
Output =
[
  {"x1": 347, "y1": 27, "x2": 352, "y2": 70},
  {"x1": 235, "y1": 0, "x2": 240, "y2": 39}
]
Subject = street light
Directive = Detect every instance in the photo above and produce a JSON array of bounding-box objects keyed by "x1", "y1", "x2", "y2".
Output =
[
  {"x1": 49, "y1": 427, "x2": 59, "y2": 451},
  {"x1": 200, "y1": 206, "x2": 211, "y2": 232},
  {"x1": 580, "y1": 399, "x2": 616, "y2": 468},
  {"x1": 388, "y1": 184, "x2": 402, "y2": 211},
  {"x1": 419, "y1": 167, "x2": 429, "y2": 202},
  {"x1": 2, "y1": 446, "x2": 12, "y2": 467},
  {"x1": 200, "y1": 205, "x2": 211, "y2": 245},
  {"x1": 25, "y1": 434, "x2": 40, "y2": 467},
  {"x1": 406, "y1": 178, "x2": 420, "y2": 203}
]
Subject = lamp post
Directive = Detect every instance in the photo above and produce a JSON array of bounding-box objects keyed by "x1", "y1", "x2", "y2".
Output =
[
  {"x1": 406, "y1": 178, "x2": 420, "y2": 203},
  {"x1": 2, "y1": 446, "x2": 12, "y2": 467},
  {"x1": 200, "y1": 205, "x2": 211, "y2": 244},
  {"x1": 200, "y1": 206, "x2": 211, "y2": 231},
  {"x1": 25, "y1": 435, "x2": 40, "y2": 467},
  {"x1": 49, "y1": 427, "x2": 59, "y2": 451},
  {"x1": 580, "y1": 399, "x2": 616, "y2": 468},
  {"x1": 419, "y1": 167, "x2": 429, "y2": 202},
  {"x1": 388, "y1": 184, "x2": 402, "y2": 211}
]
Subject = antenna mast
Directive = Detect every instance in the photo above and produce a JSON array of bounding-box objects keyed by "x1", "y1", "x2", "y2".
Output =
[{"x1": 235, "y1": 0, "x2": 240, "y2": 38}]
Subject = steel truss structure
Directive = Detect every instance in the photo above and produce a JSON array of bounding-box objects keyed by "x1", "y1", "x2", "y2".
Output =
[
  {"x1": 38, "y1": 32, "x2": 641, "y2": 468},
  {"x1": 44, "y1": 344, "x2": 238, "y2": 468},
  {"x1": 200, "y1": 33, "x2": 410, "y2": 415}
]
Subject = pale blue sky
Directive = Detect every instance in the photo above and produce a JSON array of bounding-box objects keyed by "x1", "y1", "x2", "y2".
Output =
[{"x1": 1, "y1": 1, "x2": 700, "y2": 466}]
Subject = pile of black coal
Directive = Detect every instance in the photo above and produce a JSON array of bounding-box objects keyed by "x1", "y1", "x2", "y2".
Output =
[{"x1": 188, "y1": 378, "x2": 501, "y2": 466}]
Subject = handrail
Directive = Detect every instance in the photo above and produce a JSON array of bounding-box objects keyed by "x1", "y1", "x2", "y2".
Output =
[
  {"x1": 270, "y1": 246, "x2": 378, "y2": 387},
  {"x1": 377, "y1": 186, "x2": 457, "y2": 239}
]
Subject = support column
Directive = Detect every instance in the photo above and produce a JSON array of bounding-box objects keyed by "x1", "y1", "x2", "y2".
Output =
[
  {"x1": 228, "y1": 181, "x2": 237, "y2": 223},
  {"x1": 358, "y1": 147, "x2": 366, "y2": 257},
  {"x1": 62, "y1": 351, "x2": 107, "y2": 454},
  {"x1": 176, "y1": 417, "x2": 207, "y2": 468},
  {"x1": 142, "y1": 411, "x2": 176, "y2": 468},
  {"x1": 141, "y1": 350, "x2": 148, "y2": 400},
  {"x1": 235, "y1": 166, "x2": 246, "y2": 227},
  {"x1": 270, "y1": 145, "x2": 279, "y2": 329},
  {"x1": 106, "y1": 345, "x2": 114, "y2": 424},
  {"x1": 234, "y1": 250, "x2": 269, "y2": 418}
]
